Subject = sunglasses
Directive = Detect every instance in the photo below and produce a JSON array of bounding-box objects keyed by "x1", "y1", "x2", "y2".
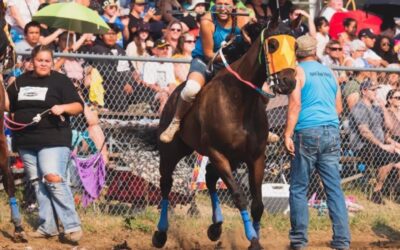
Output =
[
  {"x1": 170, "y1": 28, "x2": 181, "y2": 32},
  {"x1": 381, "y1": 43, "x2": 390, "y2": 47},
  {"x1": 330, "y1": 47, "x2": 342, "y2": 51},
  {"x1": 215, "y1": 4, "x2": 233, "y2": 10},
  {"x1": 184, "y1": 40, "x2": 196, "y2": 43},
  {"x1": 107, "y1": 5, "x2": 118, "y2": 9},
  {"x1": 392, "y1": 96, "x2": 400, "y2": 100}
]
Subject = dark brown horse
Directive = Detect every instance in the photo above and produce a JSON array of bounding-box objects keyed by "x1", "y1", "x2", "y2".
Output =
[
  {"x1": 0, "y1": 7, "x2": 27, "y2": 241},
  {"x1": 152, "y1": 18, "x2": 296, "y2": 249}
]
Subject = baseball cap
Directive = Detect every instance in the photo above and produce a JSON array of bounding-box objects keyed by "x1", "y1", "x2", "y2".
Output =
[
  {"x1": 137, "y1": 22, "x2": 150, "y2": 32},
  {"x1": 154, "y1": 38, "x2": 170, "y2": 48},
  {"x1": 358, "y1": 28, "x2": 376, "y2": 39},
  {"x1": 102, "y1": 0, "x2": 119, "y2": 9},
  {"x1": 187, "y1": 0, "x2": 209, "y2": 11}
]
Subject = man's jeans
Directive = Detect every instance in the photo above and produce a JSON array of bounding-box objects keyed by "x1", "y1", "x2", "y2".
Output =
[
  {"x1": 19, "y1": 147, "x2": 81, "y2": 235},
  {"x1": 289, "y1": 126, "x2": 350, "y2": 249}
]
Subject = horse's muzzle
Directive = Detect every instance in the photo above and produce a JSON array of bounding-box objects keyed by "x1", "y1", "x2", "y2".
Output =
[{"x1": 272, "y1": 68, "x2": 296, "y2": 95}]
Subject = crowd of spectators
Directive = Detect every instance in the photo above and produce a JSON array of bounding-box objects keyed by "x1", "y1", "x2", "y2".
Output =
[{"x1": 2, "y1": 0, "x2": 400, "y2": 204}]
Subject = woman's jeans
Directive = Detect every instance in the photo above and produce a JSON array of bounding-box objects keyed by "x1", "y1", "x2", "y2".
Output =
[
  {"x1": 289, "y1": 126, "x2": 350, "y2": 249},
  {"x1": 19, "y1": 147, "x2": 81, "y2": 235}
]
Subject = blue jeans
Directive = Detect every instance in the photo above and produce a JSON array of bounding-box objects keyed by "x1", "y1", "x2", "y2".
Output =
[
  {"x1": 289, "y1": 126, "x2": 350, "y2": 249},
  {"x1": 19, "y1": 147, "x2": 81, "y2": 235}
]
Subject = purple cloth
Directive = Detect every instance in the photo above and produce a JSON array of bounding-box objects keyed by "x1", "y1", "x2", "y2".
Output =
[{"x1": 71, "y1": 153, "x2": 106, "y2": 207}]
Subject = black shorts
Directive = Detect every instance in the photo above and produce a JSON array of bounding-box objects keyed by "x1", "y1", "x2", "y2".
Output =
[{"x1": 356, "y1": 143, "x2": 400, "y2": 168}]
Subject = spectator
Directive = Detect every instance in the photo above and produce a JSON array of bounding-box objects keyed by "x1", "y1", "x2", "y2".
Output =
[
  {"x1": 142, "y1": 38, "x2": 176, "y2": 113},
  {"x1": 172, "y1": 32, "x2": 195, "y2": 84},
  {"x1": 185, "y1": 0, "x2": 209, "y2": 37},
  {"x1": 320, "y1": 0, "x2": 347, "y2": 22},
  {"x1": 282, "y1": 6, "x2": 315, "y2": 38},
  {"x1": 321, "y1": 40, "x2": 346, "y2": 83},
  {"x1": 126, "y1": 22, "x2": 152, "y2": 74},
  {"x1": 384, "y1": 89, "x2": 400, "y2": 145},
  {"x1": 159, "y1": 0, "x2": 184, "y2": 24},
  {"x1": 373, "y1": 35, "x2": 399, "y2": 64},
  {"x1": 381, "y1": 17, "x2": 397, "y2": 40},
  {"x1": 128, "y1": 0, "x2": 158, "y2": 41},
  {"x1": 342, "y1": 68, "x2": 371, "y2": 112},
  {"x1": 344, "y1": 39, "x2": 369, "y2": 68},
  {"x1": 349, "y1": 80, "x2": 400, "y2": 205},
  {"x1": 376, "y1": 64, "x2": 400, "y2": 105},
  {"x1": 267, "y1": 0, "x2": 293, "y2": 21},
  {"x1": 6, "y1": 45, "x2": 83, "y2": 242},
  {"x1": 5, "y1": 0, "x2": 41, "y2": 41},
  {"x1": 358, "y1": 28, "x2": 387, "y2": 68},
  {"x1": 283, "y1": 35, "x2": 350, "y2": 250},
  {"x1": 338, "y1": 17, "x2": 357, "y2": 56},
  {"x1": 15, "y1": 21, "x2": 41, "y2": 53},
  {"x1": 101, "y1": 0, "x2": 130, "y2": 48},
  {"x1": 164, "y1": 20, "x2": 183, "y2": 55},
  {"x1": 245, "y1": 0, "x2": 268, "y2": 22},
  {"x1": 314, "y1": 16, "x2": 330, "y2": 59},
  {"x1": 90, "y1": 23, "x2": 135, "y2": 111}
]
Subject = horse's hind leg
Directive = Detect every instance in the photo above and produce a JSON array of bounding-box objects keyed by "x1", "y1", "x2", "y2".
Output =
[
  {"x1": 247, "y1": 155, "x2": 266, "y2": 240},
  {"x1": 205, "y1": 162, "x2": 223, "y2": 241},
  {"x1": 208, "y1": 150, "x2": 261, "y2": 249},
  {"x1": 0, "y1": 146, "x2": 27, "y2": 242},
  {"x1": 152, "y1": 141, "x2": 192, "y2": 248}
]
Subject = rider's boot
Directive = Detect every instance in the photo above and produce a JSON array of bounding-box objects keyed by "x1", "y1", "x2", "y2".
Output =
[{"x1": 160, "y1": 97, "x2": 193, "y2": 143}]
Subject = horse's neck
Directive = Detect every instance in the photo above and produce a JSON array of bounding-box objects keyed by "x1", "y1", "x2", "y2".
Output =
[{"x1": 229, "y1": 39, "x2": 265, "y2": 90}]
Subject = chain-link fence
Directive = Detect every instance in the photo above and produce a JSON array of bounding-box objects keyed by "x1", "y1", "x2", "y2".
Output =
[{"x1": 5, "y1": 52, "x2": 400, "y2": 218}]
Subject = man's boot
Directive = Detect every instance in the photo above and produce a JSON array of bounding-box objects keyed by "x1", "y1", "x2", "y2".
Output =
[{"x1": 160, "y1": 97, "x2": 193, "y2": 143}]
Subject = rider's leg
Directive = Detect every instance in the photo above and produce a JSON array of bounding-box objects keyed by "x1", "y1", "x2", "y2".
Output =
[{"x1": 160, "y1": 72, "x2": 205, "y2": 143}]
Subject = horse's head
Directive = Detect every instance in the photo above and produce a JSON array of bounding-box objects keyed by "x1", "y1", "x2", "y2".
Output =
[{"x1": 244, "y1": 16, "x2": 297, "y2": 95}]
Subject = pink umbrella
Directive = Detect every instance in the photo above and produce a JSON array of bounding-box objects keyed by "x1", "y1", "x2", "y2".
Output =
[{"x1": 329, "y1": 10, "x2": 382, "y2": 40}]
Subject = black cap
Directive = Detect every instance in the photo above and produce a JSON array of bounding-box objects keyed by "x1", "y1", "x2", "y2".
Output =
[
  {"x1": 154, "y1": 38, "x2": 170, "y2": 48},
  {"x1": 358, "y1": 28, "x2": 376, "y2": 39}
]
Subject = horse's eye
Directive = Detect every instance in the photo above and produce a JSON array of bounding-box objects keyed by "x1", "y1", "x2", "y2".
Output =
[{"x1": 268, "y1": 38, "x2": 279, "y2": 53}]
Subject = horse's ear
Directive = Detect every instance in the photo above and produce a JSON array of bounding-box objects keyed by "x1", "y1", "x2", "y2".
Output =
[{"x1": 268, "y1": 11, "x2": 280, "y2": 31}]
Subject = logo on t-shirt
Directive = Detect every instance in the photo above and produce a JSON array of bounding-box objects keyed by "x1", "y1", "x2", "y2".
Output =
[{"x1": 18, "y1": 86, "x2": 48, "y2": 101}]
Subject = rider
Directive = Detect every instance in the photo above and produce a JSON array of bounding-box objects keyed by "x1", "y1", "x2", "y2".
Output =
[{"x1": 160, "y1": 0, "x2": 250, "y2": 143}]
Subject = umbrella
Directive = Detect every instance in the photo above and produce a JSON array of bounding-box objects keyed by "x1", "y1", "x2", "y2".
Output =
[
  {"x1": 364, "y1": 0, "x2": 400, "y2": 18},
  {"x1": 329, "y1": 10, "x2": 382, "y2": 40},
  {"x1": 32, "y1": 2, "x2": 109, "y2": 34}
]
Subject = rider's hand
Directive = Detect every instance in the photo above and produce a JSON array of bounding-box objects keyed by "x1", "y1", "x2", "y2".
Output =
[
  {"x1": 284, "y1": 136, "x2": 295, "y2": 157},
  {"x1": 51, "y1": 105, "x2": 65, "y2": 116}
]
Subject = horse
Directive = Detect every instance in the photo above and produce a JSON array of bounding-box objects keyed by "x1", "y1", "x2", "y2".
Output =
[
  {"x1": 0, "y1": 7, "x2": 27, "y2": 242},
  {"x1": 152, "y1": 16, "x2": 297, "y2": 249}
]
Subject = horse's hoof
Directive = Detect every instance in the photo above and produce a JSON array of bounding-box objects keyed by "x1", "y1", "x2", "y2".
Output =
[
  {"x1": 207, "y1": 222, "x2": 222, "y2": 242},
  {"x1": 152, "y1": 230, "x2": 167, "y2": 248},
  {"x1": 248, "y1": 238, "x2": 263, "y2": 250},
  {"x1": 13, "y1": 231, "x2": 28, "y2": 243}
]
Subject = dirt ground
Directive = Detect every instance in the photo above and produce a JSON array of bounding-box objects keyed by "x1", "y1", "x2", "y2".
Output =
[{"x1": 1, "y1": 197, "x2": 400, "y2": 250}]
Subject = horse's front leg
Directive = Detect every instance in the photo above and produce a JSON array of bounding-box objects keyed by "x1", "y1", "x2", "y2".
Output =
[
  {"x1": 205, "y1": 162, "x2": 223, "y2": 241},
  {"x1": 0, "y1": 147, "x2": 27, "y2": 242},
  {"x1": 247, "y1": 154, "x2": 266, "y2": 239},
  {"x1": 208, "y1": 150, "x2": 261, "y2": 250}
]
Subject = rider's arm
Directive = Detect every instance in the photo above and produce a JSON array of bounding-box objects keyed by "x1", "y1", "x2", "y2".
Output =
[{"x1": 200, "y1": 14, "x2": 215, "y2": 61}]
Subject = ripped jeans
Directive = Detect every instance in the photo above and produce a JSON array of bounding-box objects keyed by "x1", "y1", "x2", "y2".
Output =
[{"x1": 19, "y1": 147, "x2": 81, "y2": 235}]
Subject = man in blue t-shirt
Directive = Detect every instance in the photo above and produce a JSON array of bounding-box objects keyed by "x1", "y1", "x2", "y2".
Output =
[
  {"x1": 101, "y1": 0, "x2": 129, "y2": 48},
  {"x1": 284, "y1": 35, "x2": 351, "y2": 250}
]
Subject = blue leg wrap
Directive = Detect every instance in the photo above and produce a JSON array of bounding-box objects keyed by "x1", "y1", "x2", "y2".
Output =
[
  {"x1": 210, "y1": 192, "x2": 223, "y2": 223},
  {"x1": 253, "y1": 221, "x2": 261, "y2": 238},
  {"x1": 240, "y1": 210, "x2": 257, "y2": 241},
  {"x1": 157, "y1": 199, "x2": 169, "y2": 232},
  {"x1": 9, "y1": 197, "x2": 22, "y2": 226}
]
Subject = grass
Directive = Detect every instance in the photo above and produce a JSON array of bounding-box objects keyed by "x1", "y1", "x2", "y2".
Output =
[{"x1": 1, "y1": 188, "x2": 400, "y2": 241}]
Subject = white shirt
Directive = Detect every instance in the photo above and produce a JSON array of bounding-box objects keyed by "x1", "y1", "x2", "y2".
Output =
[
  {"x1": 142, "y1": 61, "x2": 175, "y2": 88},
  {"x1": 363, "y1": 49, "x2": 382, "y2": 61},
  {"x1": 5, "y1": 0, "x2": 40, "y2": 27},
  {"x1": 316, "y1": 32, "x2": 330, "y2": 60}
]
